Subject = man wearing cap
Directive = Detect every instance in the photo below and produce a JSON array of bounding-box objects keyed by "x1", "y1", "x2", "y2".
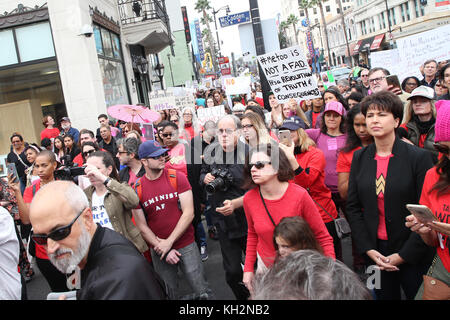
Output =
[
  {"x1": 132, "y1": 140, "x2": 213, "y2": 300},
  {"x1": 399, "y1": 85, "x2": 438, "y2": 162},
  {"x1": 232, "y1": 103, "x2": 246, "y2": 118},
  {"x1": 59, "y1": 117, "x2": 80, "y2": 144}
]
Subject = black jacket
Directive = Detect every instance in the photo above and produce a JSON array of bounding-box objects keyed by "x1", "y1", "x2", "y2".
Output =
[
  {"x1": 200, "y1": 141, "x2": 248, "y2": 239},
  {"x1": 77, "y1": 225, "x2": 167, "y2": 300},
  {"x1": 346, "y1": 138, "x2": 435, "y2": 265}
]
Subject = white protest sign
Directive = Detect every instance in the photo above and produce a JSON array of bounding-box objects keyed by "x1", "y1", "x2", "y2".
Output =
[
  {"x1": 196, "y1": 106, "x2": 225, "y2": 125},
  {"x1": 175, "y1": 94, "x2": 196, "y2": 110},
  {"x1": 395, "y1": 25, "x2": 450, "y2": 80},
  {"x1": 223, "y1": 76, "x2": 252, "y2": 95},
  {"x1": 149, "y1": 91, "x2": 177, "y2": 111},
  {"x1": 257, "y1": 46, "x2": 321, "y2": 103},
  {"x1": 369, "y1": 48, "x2": 412, "y2": 82}
]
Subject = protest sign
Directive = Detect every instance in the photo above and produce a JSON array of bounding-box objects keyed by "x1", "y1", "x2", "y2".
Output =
[
  {"x1": 196, "y1": 106, "x2": 225, "y2": 125},
  {"x1": 395, "y1": 25, "x2": 450, "y2": 80},
  {"x1": 175, "y1": 94, "x2": 196, "y2": 110},
  {"x1": 223, "y1": 76, "x2": 252, "y2": 95},
  {"x1": 369, "y1": 48, "x2": 412, "y2": 82},
  {"x1": 149, "y1": 91, "x2": 177, "y2": 111},
  {"x1": 257, "y1": 46, "x2": 321, "y2": 103}
]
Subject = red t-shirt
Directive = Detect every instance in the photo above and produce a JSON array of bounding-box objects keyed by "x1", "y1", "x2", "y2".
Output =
[
  {"x1": 312, "y1": 111, "x2": 321, "y2": 128},
  {"x1": 23, "y1": 180, "x2": 48, "y2": 260},
  {"x1": 166, "y1": 143, "x2": 188, "y2": 176},
  {"x1": 40, "y1": 128, "x2": 60, "y2": 142},
  {"x1": 243, "y1": 183, "x2": 335, "y2": 272},
  {"x1": 294, "y1": 146, "x2": 338, "y2": 223},
  {"x1": 375, "y1": 154, "x2": 393, "y2": 240},
  {"x1": 420, "y1": 167, "x2": 450, "y2": 272},
  {"x1": 336, "y1": 146, "x2": 362, "y2": 173},
  {"x1": 135, "y1": 169, "x2": 194, "y2": 250}
]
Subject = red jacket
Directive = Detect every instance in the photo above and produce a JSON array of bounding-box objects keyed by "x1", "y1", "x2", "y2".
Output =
[{"x1": 294, "y1": 146, "x2": 338, "y2": 223}]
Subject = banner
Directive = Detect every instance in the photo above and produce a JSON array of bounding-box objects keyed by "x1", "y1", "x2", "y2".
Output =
[
  {"x1": 395, "y1": 25, "x2": 450, "y2": 80},
  {"x1": 223, "y1": 76, "x2": 251, "y2": 95},
  {"x1": 197, "y1": 105, "x2": 225, "y2": 125},
  {"x1": 257, "y1": 46, "x2": 321, "y2": 103},
  {"x1": 149, "y1": 91, "x2": 177, "y2": 111}
]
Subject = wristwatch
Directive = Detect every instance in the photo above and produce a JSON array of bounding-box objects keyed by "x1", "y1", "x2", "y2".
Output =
[{"x1": 103, "y1": 177, "x2": 111, "y2": 186}]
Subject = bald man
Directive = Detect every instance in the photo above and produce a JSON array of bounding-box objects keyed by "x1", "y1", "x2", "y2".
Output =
[{"x1": 29, "y1": 181, "x2": 167, "y2": 300}]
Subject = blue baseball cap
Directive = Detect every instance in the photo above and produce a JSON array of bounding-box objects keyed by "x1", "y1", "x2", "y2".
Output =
[
  {"x1": 138, "y1": 140, "x2": 168, "y2": 159},
  {"x1": 280, "y1": 116, "x2": 307, "y2": 131}
]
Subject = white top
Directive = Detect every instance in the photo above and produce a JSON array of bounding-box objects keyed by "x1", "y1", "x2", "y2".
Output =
[
  {"x1": 0, "y1": 207, "x2": 21, "y2": 300},
  {"x1": 91, "y1": 191, "x2": 114, "y2": 230}
]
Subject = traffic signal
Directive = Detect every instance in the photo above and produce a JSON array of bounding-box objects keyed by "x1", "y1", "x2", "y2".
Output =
[{"x1": 181, "y1": 6, "x2": 191, "y2": 43}]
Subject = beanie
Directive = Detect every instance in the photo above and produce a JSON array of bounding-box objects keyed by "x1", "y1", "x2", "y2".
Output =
[{"x1": 434, "y1": 100, "x2": 450, "y2": 143}]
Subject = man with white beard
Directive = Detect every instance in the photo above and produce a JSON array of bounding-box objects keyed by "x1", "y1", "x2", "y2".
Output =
[{"x1": 29, "y1": 181, "x2": 167, "y2": 300}]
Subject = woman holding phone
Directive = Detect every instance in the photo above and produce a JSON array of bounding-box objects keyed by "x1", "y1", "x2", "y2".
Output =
[
  {"x1": 346, "y1": 91, "x2": 435, "y2": 300},
  {"x1": 405, "y1": 99, "x2": 450, "y2": 299}
]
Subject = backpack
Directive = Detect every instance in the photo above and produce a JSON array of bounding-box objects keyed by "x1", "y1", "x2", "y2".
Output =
[{"x1": 134, "y1": 169, "x2": 179, "y2": 215}]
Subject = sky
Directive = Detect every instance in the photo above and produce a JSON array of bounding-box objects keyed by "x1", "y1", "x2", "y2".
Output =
[{"x1": 180, "y1": 0, "x2": 281, "y2": 59}]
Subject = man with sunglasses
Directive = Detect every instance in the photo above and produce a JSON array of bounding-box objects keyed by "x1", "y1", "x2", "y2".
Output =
[
  {"x1": 132, "y1": 140, "x2": 213, "y2": 299},
  {"x1": 29, "y1": 181, "x2": 167, "y2": 300},
  {"x1": 117, "y1": 137, "x2": 145, "y2": 188},
  {"x1": 200, "y1": 115, "x2": 250, "y2": 300}
]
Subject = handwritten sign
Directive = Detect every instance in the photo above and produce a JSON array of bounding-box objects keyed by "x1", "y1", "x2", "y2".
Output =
[
  {"x1": 149, "y1": 91, "x2": 177, "y2": 111},
  {"x1": 369, "y1": 49, "x2": 412, "y2": 82},
  {"x1": 223, "y1": 76, "x2": 251, "y2": 95},
  {"x1": 395, "y1": 24, "x2": 450, "y2": 80},
  {"x1": 197, "y1": 106, "x2": 226, "y2": 125},
  {"x1": 257, "y1": 46, "x2": 321, "y2": 103}
]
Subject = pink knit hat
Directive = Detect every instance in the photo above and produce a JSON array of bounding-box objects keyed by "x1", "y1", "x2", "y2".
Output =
[{"x1": 434, "y1": 100, "x2": 450, "y2": 143}]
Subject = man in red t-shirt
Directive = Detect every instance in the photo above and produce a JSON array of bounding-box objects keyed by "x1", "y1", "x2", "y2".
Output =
[{"x1": 132, "y1": 140, "x2": 212, "y2": 299}]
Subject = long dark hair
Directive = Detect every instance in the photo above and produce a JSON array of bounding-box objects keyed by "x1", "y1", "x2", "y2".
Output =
[
  {"x1": 323, "y1": 88, "x2": 349, "y2": 110},
  {"x1": 341, "y1": 105, "x2": 369, "y2": 153},
  {"x1": 89, "y1": 151, "x2": 120, "y2": 181},
  {"x1": 431, "y1": 156, "x2": 450, "y2": 196},
  {"x1": 53, "y1": 136, "x2": 66, "y2": 153}
]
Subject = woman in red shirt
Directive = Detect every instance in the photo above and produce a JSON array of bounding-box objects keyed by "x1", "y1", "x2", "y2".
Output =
[
  {"x1": 8, "y1": 150, "x2": 68, "y2": 292},
  {"x1": 279, "y1": 116, "x2": 342, "y2": 261},
  {"x1": 405, "y1": 99, "x2": 450, "y2": 298},
  {"x1": 242, "y1": 142, "x2": 334, "y2": 295}
]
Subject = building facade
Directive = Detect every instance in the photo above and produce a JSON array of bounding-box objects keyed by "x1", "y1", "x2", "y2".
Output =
[
  {"x1": 352, "y1": 0, "x2": 450, "y2": 65},
  {"x1": 0, "y1": 0, "x2": 172, "y2": 157}
]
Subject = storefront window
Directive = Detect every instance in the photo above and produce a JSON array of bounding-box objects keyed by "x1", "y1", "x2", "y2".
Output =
[
  {"x1": 93, "y1": 24, "x2": 130, "y2": 107},
  {"x1": 15, "y1": 22, "x2": 55, "y2": 62}
]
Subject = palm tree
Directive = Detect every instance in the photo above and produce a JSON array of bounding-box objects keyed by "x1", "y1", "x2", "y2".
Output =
[
  {"x1": 195, "y1": 0, "x2": 218, "y2": 75},
  {"x1": 286, "y1": 14, "x2": 300, "y2": 46},
  {"x1": 310, "y1": 0, "x2": 331, "y2": 67},
  {"x1": 279, "y1": 21, "x2": 290, "y2": 48}
]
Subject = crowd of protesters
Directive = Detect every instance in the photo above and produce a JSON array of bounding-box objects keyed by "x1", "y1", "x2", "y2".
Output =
[{"x1": 1, "y1": 58, "x2": 450, "y2": 301}]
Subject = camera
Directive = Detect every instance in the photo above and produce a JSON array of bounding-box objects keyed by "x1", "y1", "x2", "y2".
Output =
[
  {"x1": 60, "y1": 154, "x2": 73, "y2": 167},
  {"x1": 54, "y1": 166, "x2": 86, "y2": 181},
  {"x1": 206, "y1": 167, "x2": 234, "y2": 194}
]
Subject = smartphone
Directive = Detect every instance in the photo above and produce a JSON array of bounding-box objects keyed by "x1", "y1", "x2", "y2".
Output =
[
  {"x1": 386, "y1": 75, "x2": 401, "y2": 91},
  {"x1": 6, "y1": 163, "x2": 19, "y2": 182},
  {"x1": 406, "y1": 204, "x2": 437, "y2": 223},
  {"x1": 278, "y1": 130, "x2": 292, "y2": 146}
]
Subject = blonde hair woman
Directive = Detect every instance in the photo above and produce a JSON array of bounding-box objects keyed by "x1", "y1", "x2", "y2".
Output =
[
  {"x1": 241, "y1": 112, "x2": 274, "y2": 147},
  {"x1": 399, "y1": 85, "x2": 438, "y2": 161},
  {"x1": 282, "y1": 99, "x2": 311, "y2": 128}
]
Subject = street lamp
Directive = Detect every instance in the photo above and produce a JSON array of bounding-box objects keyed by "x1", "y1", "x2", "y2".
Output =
[
  {"x1": 132, "y1": 56, "x2": 149, "y2": 86},
  {"x1": 153, "y1": 58, "x2": 165, "y2": 90},
  {"x1": 212, "y1": 5, "x2": 230, "y2": 57}
]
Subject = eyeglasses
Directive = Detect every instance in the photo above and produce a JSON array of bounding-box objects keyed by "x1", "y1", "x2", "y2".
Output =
[
  {"x1": 361, "y1": 74, "x2": 369, "y2": 78},
  {"x1": 31, "y1": 209, "x2": 85, "y2": 245},
  {"x1": 83, "y1": 150, "x2": 95, "y2": 157},
  {"x1": 161, "y1": 133, "x2": 174, "y2": 138},
  {"x1": 250, "y1": 161, "x2": 271, "y2": 169},
  {"x1": 369, "y1": 76, "x2": 386, "y2": 84},
  {"x1": 242, "y1": 124, "x2": 254, "y2": 129},
  {"x1": 218, "y1": 128, "x2": 235, "y2": 135},
  {"x1": 122, "y1": 130, "x2": 129, "y2": 134},
  {"x1": 147, "y1": 152, "x2": 168, "y2": 160},
  {"x1": 433, "y1": 143, "x2": 449, "y2": 155}
]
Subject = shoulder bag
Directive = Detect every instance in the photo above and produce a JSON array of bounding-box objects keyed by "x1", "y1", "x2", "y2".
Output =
[
  {"x1": 307, "y1": 189, "x2": 351, "y2": 239},
  {"x1": 422, "y1": 254, "x2": 450, "y2": 300},
  {"x1": 259, "y1": 187, "x2": 276, "y2": 227}
]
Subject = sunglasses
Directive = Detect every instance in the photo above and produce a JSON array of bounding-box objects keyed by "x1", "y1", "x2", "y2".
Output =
[
  {"x1": 250, "y1": 161, "x2": 271, "y2": 169},
  {"x1": 162, "y1": 133, "x2": 174, "y2": 138},
  {"x1": 31, "y1": 209, "x2": 85, "y2": 245},
  {"x1": 433, "y1": 143, "x2": 450, "y2": 155},
  {"x1": 83, "y1": 149, "x2": 95, "y2": 157},
  {"x1": 242, "y1": 124, "x2": 254, "y2": 129},
  {"x1": 147, "y1": 152, "x2": 168, "y2": 160}
]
